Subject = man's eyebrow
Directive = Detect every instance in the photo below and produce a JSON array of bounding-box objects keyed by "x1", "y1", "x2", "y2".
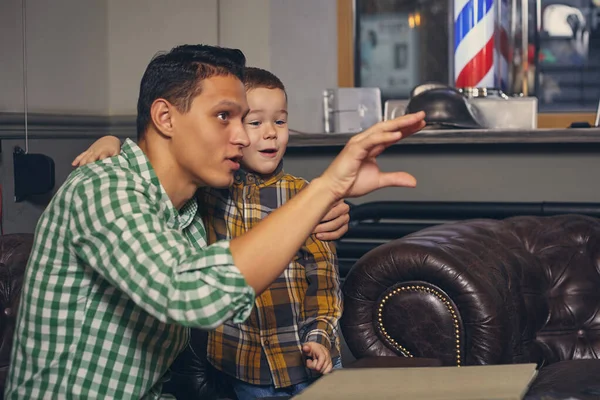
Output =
[
  {"x1": 212, "y1": 100, "x2": 249, "y2": 119},
  {"x1": 212, "y1": 100, "x2": 243, "y2": 112}
]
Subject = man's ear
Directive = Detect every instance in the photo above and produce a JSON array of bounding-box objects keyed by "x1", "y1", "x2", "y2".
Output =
[{"x1": 150, "y1": 99, "x2": 175, "y2": 138}]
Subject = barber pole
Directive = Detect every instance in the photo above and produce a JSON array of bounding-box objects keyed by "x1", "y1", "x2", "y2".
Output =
[
  {"x1": 495, "y1": 0, "x2": 511, "y2": 91},
  {"x1": 454, "y1": 0, "x2": 496, "y2": 88}
]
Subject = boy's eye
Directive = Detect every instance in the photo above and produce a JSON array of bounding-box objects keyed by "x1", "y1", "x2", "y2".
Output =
[
  {"x1": 247, "y1": 121, "x2": 261, "y2": 127},
  {"x1": 217, "y1": 112, "x2": 230, "y2": 121},
  {"x1": 275, "y1": 120, "x2": 287, "y2": 126}
]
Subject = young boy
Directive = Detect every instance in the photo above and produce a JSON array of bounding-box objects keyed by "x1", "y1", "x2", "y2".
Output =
[
  {"x1": 73, "y1": 67, "x2": 343, "y2": 399},
  {"x1": 201, "y1": 67, "x2": 343, "y2": 399}
]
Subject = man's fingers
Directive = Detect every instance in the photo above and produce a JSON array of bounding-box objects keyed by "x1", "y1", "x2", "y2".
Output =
[
  {"x1": 314, "y1": 212, "x2": 349, "y2": 234},
  {"x1": 367, "y1": 144, "x2": 386, "y2": 159},
  {"x1": 360, "y1": 118, "x2": 425, "y2": 153},
  {"x1": 320, "y1": 201, "x2": 349, "y2": 223},
  {"x1": 349, "y1": 112, "x2": 425, "y2": 143},
  {"x1": 399, "y1": 120, "x2": 427, "y2": 137},
  {"x1": 359, "y1": 130, "x2": 404, "y2": 152},
  {"x1": 316, "y1": 223, "x2": 348, "y2": 241},
  {"x1": 378, "y1": 171, "x2": 417, "y2": 189},
  {"x1": 379, "y1": 111, "x2": 426, "y2": 133}
]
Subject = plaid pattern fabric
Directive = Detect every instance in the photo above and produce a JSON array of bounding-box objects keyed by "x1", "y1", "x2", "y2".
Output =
[
  {"x1": 5, "y1": 139, "x2": 255, "y2": 399},
  {"x1": 201, "y1": 164, "x2": 343, "y2": 388}
]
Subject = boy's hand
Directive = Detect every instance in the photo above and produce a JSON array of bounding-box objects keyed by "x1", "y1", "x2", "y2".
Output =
[
  {"x1": 72, "y1": 135, "x2": 122, "y2": 167},
  {"x1": 303, "y1": 342, "x2": 333, "y2": 375},
  {"x1": 313, "y1": 200, "x2": 350, "y2": 241},
  {"x1": 318, "y1": 112, "x2": 426, "y2": 201}
]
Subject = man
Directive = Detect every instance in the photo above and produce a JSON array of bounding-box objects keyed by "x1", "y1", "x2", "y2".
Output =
[{"x1": 6, "y1": 44, "x2": 425, "y2": 399}]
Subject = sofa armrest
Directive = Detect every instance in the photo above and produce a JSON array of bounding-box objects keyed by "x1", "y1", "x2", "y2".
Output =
[{"x1": 341, "y1": 220, "x2": 533, "y2": 366}]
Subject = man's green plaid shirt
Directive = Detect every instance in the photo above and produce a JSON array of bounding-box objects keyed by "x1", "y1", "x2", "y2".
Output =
[{"x1": 5, "y1": 139, "x2": 255, "y2": 399}]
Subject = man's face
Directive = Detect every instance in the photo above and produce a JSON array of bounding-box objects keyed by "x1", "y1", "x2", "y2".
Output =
[
  {"x1": 241, "y1": 88, "x2": 289, "y2": 175},
  {"x1": 170, "y1": 75, "x2": 249, "y2": 188}
]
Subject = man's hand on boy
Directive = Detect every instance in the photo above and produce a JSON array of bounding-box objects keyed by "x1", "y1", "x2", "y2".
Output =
[
  {"x1": 314, "y1": 200, "x2": 350, "y2": 241},
  {"x1": 303, "y1": 342, "x2": 333, "y2": 375}
]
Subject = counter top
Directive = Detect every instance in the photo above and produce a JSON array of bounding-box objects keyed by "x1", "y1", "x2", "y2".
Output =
[
  {"x1": 287, "y1": 128, "x2": 600, "y2": 147},
  {"x1": 1, "y1": 113, "x2": 599, "y2": 148}
]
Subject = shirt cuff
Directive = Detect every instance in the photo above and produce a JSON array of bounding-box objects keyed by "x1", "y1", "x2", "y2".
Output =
[{"x1": 304, "y1": 329, "x2": 332, "y2": 350}]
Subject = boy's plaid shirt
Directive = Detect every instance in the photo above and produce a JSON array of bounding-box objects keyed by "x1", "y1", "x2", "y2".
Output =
[
  {"x1": 5, "y1": 139, "x2": 255, "y2": 399},
  {"x1": 200, "y1": 164, "x2": 343, "y2": 388}
]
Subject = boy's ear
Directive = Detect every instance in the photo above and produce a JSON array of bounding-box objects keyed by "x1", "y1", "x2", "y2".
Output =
[{"x1": 150, "y1": 99, "x2": 175, "y2": 138}]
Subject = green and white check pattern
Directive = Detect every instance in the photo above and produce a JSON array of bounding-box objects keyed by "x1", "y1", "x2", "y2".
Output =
[{"x1": 5, "y1": 139, "x2": 255, "y2": 399}]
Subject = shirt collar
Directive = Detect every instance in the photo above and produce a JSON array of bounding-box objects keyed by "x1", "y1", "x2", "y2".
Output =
[
  {"x1": 121, "y1": 139, "x2": 198, "y2": 229},
  {"x1": 234, "y1": 161, "x2": 285, "y2": 187}
]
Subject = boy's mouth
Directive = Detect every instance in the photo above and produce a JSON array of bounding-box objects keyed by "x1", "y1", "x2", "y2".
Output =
[{"x1": 258, "y1": 148, "x2": 279, "y2": 158}]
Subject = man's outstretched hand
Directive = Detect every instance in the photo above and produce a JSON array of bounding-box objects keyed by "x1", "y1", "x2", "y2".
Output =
[{"x1": 318, "y1": 111, "x2": 426, "y2": 200}]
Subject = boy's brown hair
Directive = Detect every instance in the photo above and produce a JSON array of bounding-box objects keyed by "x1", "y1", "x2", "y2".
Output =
[{"x1": 243, "y1": 67, "x2": 287, "y2": 98}]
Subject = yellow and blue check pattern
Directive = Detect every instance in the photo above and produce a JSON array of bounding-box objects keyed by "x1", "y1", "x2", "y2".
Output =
[{"x1": 199, "y1": 164, "x2": 342, "y2": 388}]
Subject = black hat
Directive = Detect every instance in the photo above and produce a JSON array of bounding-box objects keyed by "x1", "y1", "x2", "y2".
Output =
[{"x1": 405, "y1": 86, "x2": 485, "y2": 129}]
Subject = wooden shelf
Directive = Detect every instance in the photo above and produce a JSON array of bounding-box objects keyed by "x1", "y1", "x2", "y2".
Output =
[{"x1": 537, "y1": 113, "x2": 596, "y2": 129}]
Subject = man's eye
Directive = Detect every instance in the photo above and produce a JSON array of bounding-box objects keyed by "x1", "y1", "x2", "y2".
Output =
[{"x1": 217, "y1": 112, "x2": 230, "y2": 121}]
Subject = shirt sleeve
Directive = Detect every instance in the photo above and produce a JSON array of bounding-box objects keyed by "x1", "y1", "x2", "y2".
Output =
[
  {"x1": 295, "y1": 179, "x2": 343, "y2": 349},
  {"x1": 69, "y1": 175, "x2": 255, "y2": 330},
  {"x1": 300, "y1": 234, "x2": 343, "y2": 349}
]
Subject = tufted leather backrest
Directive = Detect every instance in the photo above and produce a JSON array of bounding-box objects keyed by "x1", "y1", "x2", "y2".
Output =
[
  {"x1": 0, "y1": 234, "x2": 33, "y2": 397},
  {"x1": 341, "y1": 215, "x2": 600, "y2": 367},
  {"x1": 504, "y1": 216, "x2": 600, "y2": 364}
]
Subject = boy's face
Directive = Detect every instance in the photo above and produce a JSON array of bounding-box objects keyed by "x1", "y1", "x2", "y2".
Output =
[
  {"x1": 170, "y1": 75, "x2": 250, "y2": 188},
  {"x1": 241, "y1": 88, "x2": 289, "y2": 175}
]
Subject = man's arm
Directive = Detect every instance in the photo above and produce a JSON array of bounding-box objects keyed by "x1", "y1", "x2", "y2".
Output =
[
  {"x1": 300, "y1": 235, "x2": 342, "y2": 350},
  {"x1": 72, "y1": 139, "x2": 350, "y2": 240},
  {"x1": 70, "y1": 176, "x2": 254, "y2": 329}
]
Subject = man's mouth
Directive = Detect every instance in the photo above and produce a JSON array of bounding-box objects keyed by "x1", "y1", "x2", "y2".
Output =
[{"x1": 226, "y1": 155, "x2": 243, "y2": 170}]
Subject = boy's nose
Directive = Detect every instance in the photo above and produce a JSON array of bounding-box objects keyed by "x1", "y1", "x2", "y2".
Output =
[{"x1": 263, "y1": 124, "x2": 278, "y2": 139}]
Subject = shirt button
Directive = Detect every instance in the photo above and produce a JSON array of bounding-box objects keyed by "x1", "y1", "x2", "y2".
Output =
[{"x1": 264, "y1": 340, "x2": 270, "y2": 346}]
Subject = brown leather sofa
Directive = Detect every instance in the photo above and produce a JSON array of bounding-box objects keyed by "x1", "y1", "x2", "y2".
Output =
[
  {"x1": 3, "y1": 213, "x2": 600, "y2": 399},
  {"x1": 0, "y1": 234, "x2": 33, "y2": 399},
  {"x1": 341, "y1": 215, "x2": 600, "y2": 398}
]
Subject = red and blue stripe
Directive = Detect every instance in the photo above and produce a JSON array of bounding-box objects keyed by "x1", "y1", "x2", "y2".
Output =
[{"x1": 454, "y1": 0, "x2": 495, "y2": 88}]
